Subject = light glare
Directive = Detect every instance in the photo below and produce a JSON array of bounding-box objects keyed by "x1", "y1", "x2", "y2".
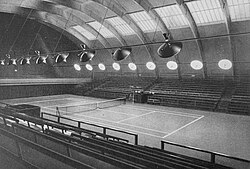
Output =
[
  {"x1": 98, "y1": 63, "x2": 105, "y2": 71},
  {"x1": 74, "y1": 64, "x2": 81, "y2": 71},
  {"x1": 128, "y1": 63, "x2": 137, "y2": 71},
  {"x1": 218, "y1": 59, "x2": 232, "y2": 70},
  {"x1": 146, "y1": 62, "x2": 156, "y2": 70},
  {"x1": 190, "y1": 60, "x2": 203, "y2": 70},
  {"x1": 167, "y1": 61, "x2": 178, "y2": 70},
  {"x1": 112, "y1": 62, "x2": 120, "y2": 71},
  {"x1": 86, "y1": 64, "x2": 93, "y2": 71}
]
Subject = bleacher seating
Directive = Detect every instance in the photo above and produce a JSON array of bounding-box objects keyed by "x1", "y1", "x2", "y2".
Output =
[
  {"x1": 228, "y1": 81, "x2": 250, "y2": 115},
  {"x1": 73, "y1": 78, "x2": 107, "y2": 95},
  {"x1": 146, "y1": 79, "x2": 225, "y2": 111},
  {"x1": 87, "y1": 76, "x2": 156, "y2": 100}
]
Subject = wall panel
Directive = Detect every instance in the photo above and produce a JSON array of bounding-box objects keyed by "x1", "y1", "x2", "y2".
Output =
[{"x1": 0, "y1": 84, "x2": 75, "y2": 100}]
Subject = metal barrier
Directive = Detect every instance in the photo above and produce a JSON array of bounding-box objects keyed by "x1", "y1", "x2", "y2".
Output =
[
  {"x1": 0, "y1": 126, "x2": 95, "y2": 169},
  {"x1": 41, "y1": 112, "x2": 138, "y2": 145},
  {"x1": 161, "y1": 140, "x2": 250, "y2": 168}
]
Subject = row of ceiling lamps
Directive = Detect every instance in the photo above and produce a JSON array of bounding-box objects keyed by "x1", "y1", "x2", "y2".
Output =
[
  {"x1": 75, "y1": 59, "x2": 233, "y2": 72},
  {"x1": 0, "y1": 33, "x2": 183, "y2": 66}
]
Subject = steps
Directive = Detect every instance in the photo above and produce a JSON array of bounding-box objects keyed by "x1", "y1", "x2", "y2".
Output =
[{"x1": 215, "y1": 84, "x2": 236, "y2": 112}]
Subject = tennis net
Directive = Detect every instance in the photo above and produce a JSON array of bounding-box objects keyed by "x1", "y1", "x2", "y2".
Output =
[{"x1": 57, "y1": 97, "x2": 126, "y2": 116}]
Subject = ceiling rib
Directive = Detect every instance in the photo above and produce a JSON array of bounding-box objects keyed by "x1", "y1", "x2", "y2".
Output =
[
  {"x1": 40, "y1": 0, "x2": 137, "y2": 75},
  {"x1": 219, "y1": 0, "x2": 235, "y2": 79},
  {"x1": 4, "y1": 1, "x2": 107, "y2": 49},
  {"x1": 132, "y1": 0, "x2": 170, "y2": 34},
  {"x1": 0, "y1": 5, "x2": 91, "y2": 53},
  {"x1": 17, "y1": 1, "x2": 114, "y2": 55},
  {"x1": 90, "y1": 0, "x2": 159, "y2": 77},
  {"x1": 132, "y1": 0, "x2": 181, "y2": 78},
  {"x1": 175, "y1": 0, "x2": 207, "y2": 78},
  {"x1": 41, "y1": 0, "x2": 127, "y2": 45}
]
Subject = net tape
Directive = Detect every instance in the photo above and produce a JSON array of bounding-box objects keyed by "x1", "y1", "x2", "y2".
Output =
[{"x1": 57, "y1": 97, "x2": 126, "y2": 115}]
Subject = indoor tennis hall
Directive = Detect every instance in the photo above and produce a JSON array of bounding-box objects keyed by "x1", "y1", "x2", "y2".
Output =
[{"x1": 1, "y1": 0, "x2": 250, "y2": 169}]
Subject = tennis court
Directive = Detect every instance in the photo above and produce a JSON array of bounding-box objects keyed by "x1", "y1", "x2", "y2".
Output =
[{"x1": 2, "y1": 94, "x2": 250, "y2": 161}]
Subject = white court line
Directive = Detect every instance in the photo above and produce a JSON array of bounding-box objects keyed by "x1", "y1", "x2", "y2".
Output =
[
  {"x1": 154, "y1": 111, "x2": 199, "y2": 118},
  {"x1": 44, "y1": 106, "x2": 203, "y2": 136},
  {"x1": 66, "y1": 116, "x2": 163, "y2": 138},
  {"x1": 71, "y1": 113, "x2": 167, "y2": 134},
  {"x1": 44, "y1": 101, "x2": 200, "y2": 119},
  {"x1": 97, "y1": 107, "x2": 143, "y2": 117},
  {"x1": 97, "y1": 109, "x2": 138, "y2": 117},
  {"x1": 162, "y1": 115, "x2": 204, "y2": 138},
  {"x1": 117, "y1": 111, "x2": 156, "y2": 123},
  {"x1": 123, "y1": 105, "x2": 202, "y2": 118},
  {"x1": 38, "y1": 98, "x2": 204, "y2": 139}
]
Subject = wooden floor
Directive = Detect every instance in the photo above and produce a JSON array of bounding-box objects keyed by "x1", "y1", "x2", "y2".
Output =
[{"x1": 2, "y1": 94, "x2": 250, "y2": 161}]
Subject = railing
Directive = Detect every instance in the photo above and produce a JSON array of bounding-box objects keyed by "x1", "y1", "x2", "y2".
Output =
[
  {"x1": 161, "y1": 140, "x2": 250, "y2": 168},
  {"x1": 0, "y1": 126, "x2": 95, "y2": 169},
  {"x1": 41, "y1": 112, "x2": 138, "y2": 145}
]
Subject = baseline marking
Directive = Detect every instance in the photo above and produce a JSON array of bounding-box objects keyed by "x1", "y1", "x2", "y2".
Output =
[{"x1": 162, "y1": 115, "x2": 204, "y2": 138}]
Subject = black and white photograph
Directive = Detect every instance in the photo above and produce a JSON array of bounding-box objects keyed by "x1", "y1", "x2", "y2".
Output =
[{"x1": 0, "y1": 0, "x2": 249, "y2": 168}]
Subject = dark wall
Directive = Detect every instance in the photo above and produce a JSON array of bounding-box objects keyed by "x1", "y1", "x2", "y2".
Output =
[
  {"x1": 0, "y1": 84, "x2": 75, "y2": 100},
  {"x1": 0, "y1": 13, "x2": 82, "y2": 79}
]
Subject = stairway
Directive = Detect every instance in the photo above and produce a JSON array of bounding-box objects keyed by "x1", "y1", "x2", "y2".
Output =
[{"x1": 215, "y1": 84, "x2": 236, "y2": 112}]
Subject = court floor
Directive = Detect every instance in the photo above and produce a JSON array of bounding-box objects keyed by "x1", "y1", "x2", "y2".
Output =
[{"x1": 2, "y1": 94, "x2": 250, "y2": 160}]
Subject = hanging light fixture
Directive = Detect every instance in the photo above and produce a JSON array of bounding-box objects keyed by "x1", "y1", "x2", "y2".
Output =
[
  {"x1": 35, "y1": 50, "x2": 48, "y2": 64},
  {"x1": 6, "y1": 54, "x2": 17, "y2": 66},
  {"x1": 112, "y1": 47, "x2": 132, "y2": 61},
  {"x1": 78, "y1": 44, "x2": 95, "y2": 62},
  {"x1": 157, "y1": 33, "x2": 183, "y2": 58},
  {"x1": 55, "y1": 52, "x2": 69, "y2": 63},
  {"x1": 20, "y1": 57, "x2": 31, "y2": 65}
]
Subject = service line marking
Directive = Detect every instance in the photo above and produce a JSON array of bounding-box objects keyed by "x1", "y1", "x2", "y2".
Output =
[{"x1": 162, "y1": 115, "x2": 204, "y2": 138}]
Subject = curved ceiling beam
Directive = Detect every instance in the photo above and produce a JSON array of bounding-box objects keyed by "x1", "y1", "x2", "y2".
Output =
[
  {"x1": 41, "y1": 0, "x2": 127, "y2": 45},
  {"x1": 90, "y1": 0, "x2": 159, "y2": 77},
  {"x1": 131, "y1": 0, "x2": 182, "y2": 78},
  {"x1": 39, "y1": 0, "x2": 139, "y2": 76},
  {"x1": 9, "y1": 0, "x2": 113, "y2": 52},
  {"x1": 44, "y1": 12, "x2": 95, "y2": 47},
  {"x1": 175, "y1": 0, "x2": 207, "y2": 78},
  {"x1": 0, "y1": 4, "x2": 100, "y2": 78},
  {"x1": 132, "y1": 0, "x2": 170, "y2": 34},
  {"x1": 219, "y1": 0, "x2": 235, "y2": 78},
  {"x1": 0, "y1": 4, "x2": 92, "y2": 52}
]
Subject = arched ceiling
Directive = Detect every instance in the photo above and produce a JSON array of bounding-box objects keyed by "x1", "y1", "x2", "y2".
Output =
[{"x1": 1, "y1": 0, "x2": 250, "y2": 79}]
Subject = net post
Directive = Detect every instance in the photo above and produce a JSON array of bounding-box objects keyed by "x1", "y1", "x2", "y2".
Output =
[
  {"x1": 161, "y1": 141, "x2": 165, "y2": 150},
  {"x1": 211, "y1": 153, "x2": 216, "y2": 163},
  {"x1": 135, "y1": 134, "x2": 138, "y2": 145},
  {"x1": 78, "y1": 122, "x2": 81, "y2": 128},
  {"x1": 103, "y1": 128, "x2": 107, "y2": 135}
]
